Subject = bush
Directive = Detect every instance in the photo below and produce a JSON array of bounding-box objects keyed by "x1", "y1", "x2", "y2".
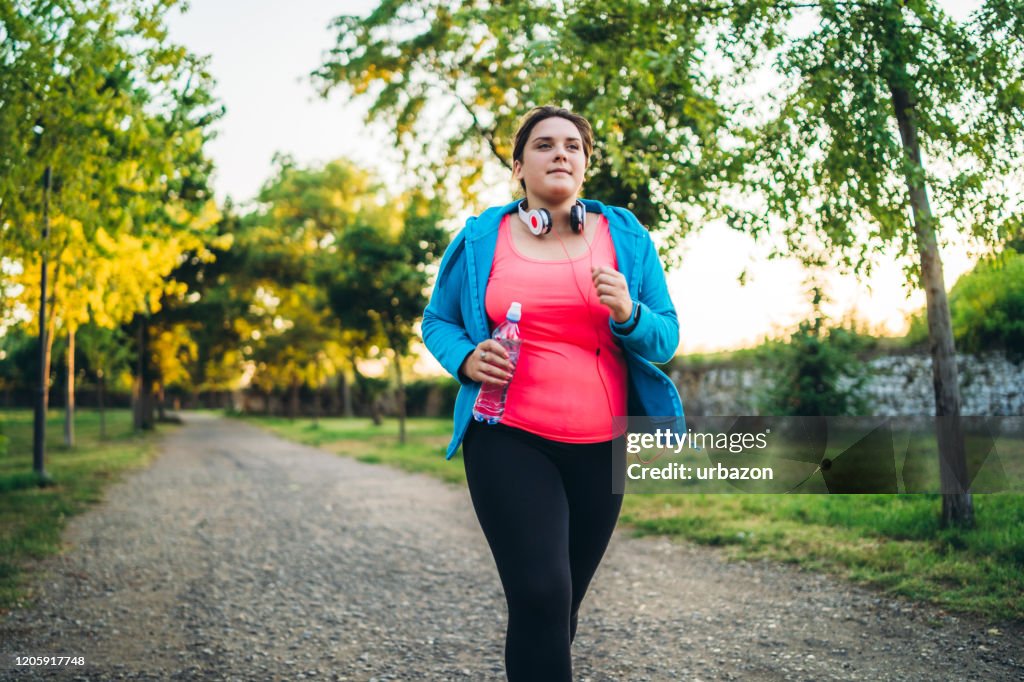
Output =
[
  {"x1": 907, "y1": 249, "x2": 1024, "y2": 360},
  {"x1": 404, "y1": 377, "x2": 459, "y2": 417},
  {"x1": 757, "y1": 299, "x2": 871, "y2": 417}
]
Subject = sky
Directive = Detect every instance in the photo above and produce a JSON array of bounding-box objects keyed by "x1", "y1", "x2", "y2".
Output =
[{"x1": 165, "y1": 0, "x2": 981, "y2": 368}]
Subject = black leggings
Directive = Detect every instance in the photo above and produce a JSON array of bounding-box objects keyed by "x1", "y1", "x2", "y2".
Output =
[{"x1": 461, "y1": 421, "x2": 625, "y2": 681}]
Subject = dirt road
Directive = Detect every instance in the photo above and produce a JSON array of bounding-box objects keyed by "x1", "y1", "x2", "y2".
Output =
[{"x1": 1, "y1": 413, "x2": 1020, "y2": 680}]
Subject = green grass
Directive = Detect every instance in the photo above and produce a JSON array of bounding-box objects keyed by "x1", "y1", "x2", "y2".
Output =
[
  {"x1": 620, "y1": 493, "x2": 1023, "y2": 620},
  {"x1": 0, "y1": 408, "x2": 168, "y2": 613},
  {"x1": 234, "y1": 414, "x2": 465, "y2": 484},
  {"x1": 241, "y1": 413, "x2": 1024, "y2": 623}
]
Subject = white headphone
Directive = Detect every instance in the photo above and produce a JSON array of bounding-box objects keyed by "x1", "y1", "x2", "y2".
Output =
[{"x1": 518, "y1": 199, "x2": 587, "y2": 237}]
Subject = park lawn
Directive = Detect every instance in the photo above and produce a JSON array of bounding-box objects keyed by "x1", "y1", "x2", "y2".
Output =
[
  {"x1": 244, "y1": 414, "x2": 1024, "y2": 622},
  {"x1": 236, "y1": 414, "x2": 463, "y2": 484},
  {"x1": 0, "y1": 408, "x2": 168, "y2": 612}
]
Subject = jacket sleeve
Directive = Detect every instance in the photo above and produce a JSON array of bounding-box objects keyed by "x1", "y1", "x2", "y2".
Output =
[
  {"x1": 609, "y1": 223, "x2": 680, "y2": 364},
  {"x1": 421, "y1": 228, "x2": 478, "y2": 383}
]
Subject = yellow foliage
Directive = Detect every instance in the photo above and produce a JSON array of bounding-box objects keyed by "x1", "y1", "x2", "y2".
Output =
[
  {"x1": 151, "y1": 323, "x2": 198, "y2": 390},
  {"x1": 7, "y1": 196, "x2": 226, "y2": 342},
  {"x1": 209, "y1": 232, "x2": 235, "y2": 251}
]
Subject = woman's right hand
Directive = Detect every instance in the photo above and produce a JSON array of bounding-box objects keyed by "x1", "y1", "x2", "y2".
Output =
[{"x1": 460, "y1": 340, "x2": 514, "y2": 386}]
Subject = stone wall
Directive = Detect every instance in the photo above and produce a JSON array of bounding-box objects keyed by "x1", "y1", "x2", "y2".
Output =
[{"x1": 673, "y1": 351, "x2": 1023, "y2": 417}]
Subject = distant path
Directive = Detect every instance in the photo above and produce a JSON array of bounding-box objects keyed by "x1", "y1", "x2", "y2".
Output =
[{"x1": 1, "y1": 413, "x2": 1021, "y2": 680}]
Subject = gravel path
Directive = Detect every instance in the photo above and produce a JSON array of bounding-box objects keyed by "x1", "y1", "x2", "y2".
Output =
[{"x1": 1, "y1": 413, "x2": 1021, "y2": 681}]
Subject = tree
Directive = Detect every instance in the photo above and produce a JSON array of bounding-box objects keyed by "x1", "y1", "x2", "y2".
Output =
[
  {"x1": 1, "y1": 0, "x2": 129, "y2": 475},
  {"x1": 325, "y1": 191, "x2": 449, "y2": 444},
  {"x1": 724, "y1": 0, "x2": 1023, "y2": 526},
  {"x1": 154, "y1": 203, "x2": 249, "y2": 405},
  {"x1": 1, "y1": 0, "x2": 223, "y2": 451},
  {"x1": 227, "y1": 158, "x2": 380, "y2": 418},
  {"x1": 322, "y1": 0, "x2": 1024, "y2": 527},
  {"x1": 244, "y1": 283, "x2": 342, "y2": 419},
  {"x1": 313, "y1": 0, "x2": 739, "y2": 244},
  {"x1": 76, "y1": 324, "x2": 133, "y2": 439}
]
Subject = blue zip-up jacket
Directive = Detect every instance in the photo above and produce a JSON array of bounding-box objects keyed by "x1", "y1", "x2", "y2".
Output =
[{"x1": 421, "y1": 198, "x2": 684, "y2": 459}]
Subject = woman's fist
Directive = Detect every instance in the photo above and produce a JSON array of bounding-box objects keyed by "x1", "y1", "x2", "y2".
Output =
[{"x1": 591, "y1": 266, "x2": 632, "y2": 323}]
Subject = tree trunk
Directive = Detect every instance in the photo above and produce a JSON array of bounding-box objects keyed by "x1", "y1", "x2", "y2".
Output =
[
  {"x1": 98, "y1": 372, "x2": 107, "y2": 440},
  {"x1": 132, "y1": 373, "x2": 142, "y2": 432},
  {"x1": 313, "y1": 384, "x2": 322, "y2": 428},
  {"x1": 33, "y1": 168, "x2": 52, "y2": 479},
  {"x1": 64, "y1": 327, "x2": 75, "y2": 448},
  {"x1": 353, "y1": 361, "x2": 382, "y2": 426},
  {"x1": 133, "y1": 318, "x2": 155, "y2": 431},
  {"x1": 133, "y1": 319, "x2": 143, "y2": 431},
  {"x1": 341, "y1": 368, "x2": 353, "y2": 418},
  {"x1": 34, "y1": 256, "x2": 61, "y2": 477},
  {"x1": 371, "y1": 397, "x2": 382, "y2": 426},
  {"x1": 289, "y1": 376, "x2": 299, "y2": 421},
  {"x1": 157, "y1": 382, "x2": 166, "y2": 421},
  {"x1": 393, "y1": 349, "x2": 407, "y2": 445},
  {"x1": 889, "y1": 77, "x2": 973, "y2": 527},
  {"x1": 328, "y1": 374, "x2": 340, "y2": 416},
  {"x1": 33, "y1": 254, "x2": 49, "y2": 478},
  {"x1": 141, "y1": 323, "x2": 154, "y2": 430}
]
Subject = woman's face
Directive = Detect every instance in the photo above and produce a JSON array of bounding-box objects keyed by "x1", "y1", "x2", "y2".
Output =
[{"x1": 514, "y1": 116, "x2": 588, "y2": 202}]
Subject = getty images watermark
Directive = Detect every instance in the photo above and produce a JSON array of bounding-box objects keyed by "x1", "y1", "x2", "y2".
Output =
[
  {"x1": 612, "y1": 416, "x2": 1023, "y2": 495},
  {"x1": 625, "y1": 426, "x2": 773, "y2": 482}
]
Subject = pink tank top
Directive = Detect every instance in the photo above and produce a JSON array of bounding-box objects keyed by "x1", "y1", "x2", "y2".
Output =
[{"x1": 484, "y1": 213, "x2": 628, "y2": 443}]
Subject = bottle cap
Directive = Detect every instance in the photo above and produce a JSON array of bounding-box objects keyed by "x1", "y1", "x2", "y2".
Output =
[{"x1": 506, "y1": 301, "x2": 522, "y2": 322}]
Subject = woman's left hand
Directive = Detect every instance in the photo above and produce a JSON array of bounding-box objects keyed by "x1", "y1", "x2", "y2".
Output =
[{"x1": 591, "y1": 266, "x2": 632, "y2": 323}]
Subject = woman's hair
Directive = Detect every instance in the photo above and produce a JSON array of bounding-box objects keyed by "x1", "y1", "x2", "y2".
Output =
[{"x1": 511, "y1": 106, "x2": 594, "y2": 194}]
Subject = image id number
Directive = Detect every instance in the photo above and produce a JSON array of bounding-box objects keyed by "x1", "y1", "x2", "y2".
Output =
[{"x1": 14, "y1": 656, "x2": 85, "y2": 666}]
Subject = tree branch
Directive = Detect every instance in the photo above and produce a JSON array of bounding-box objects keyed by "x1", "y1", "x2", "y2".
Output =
[{"x1": 446, "y1": 86, "x2": 512, "y2": 172}]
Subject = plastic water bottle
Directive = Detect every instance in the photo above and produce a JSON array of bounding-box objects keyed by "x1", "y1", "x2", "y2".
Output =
[{"x1": 472, "y1": 302, "x2": 523, "y2": 424}]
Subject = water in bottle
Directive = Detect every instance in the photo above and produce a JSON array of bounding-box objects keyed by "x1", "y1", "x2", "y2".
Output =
[{"x1": 472, "y1": 302, "x2": 523, "y2": 424}]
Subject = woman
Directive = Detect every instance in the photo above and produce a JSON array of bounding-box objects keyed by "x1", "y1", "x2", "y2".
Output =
[{"x1": 421, "y1": 106, "x2": 683, "y2": 680}]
